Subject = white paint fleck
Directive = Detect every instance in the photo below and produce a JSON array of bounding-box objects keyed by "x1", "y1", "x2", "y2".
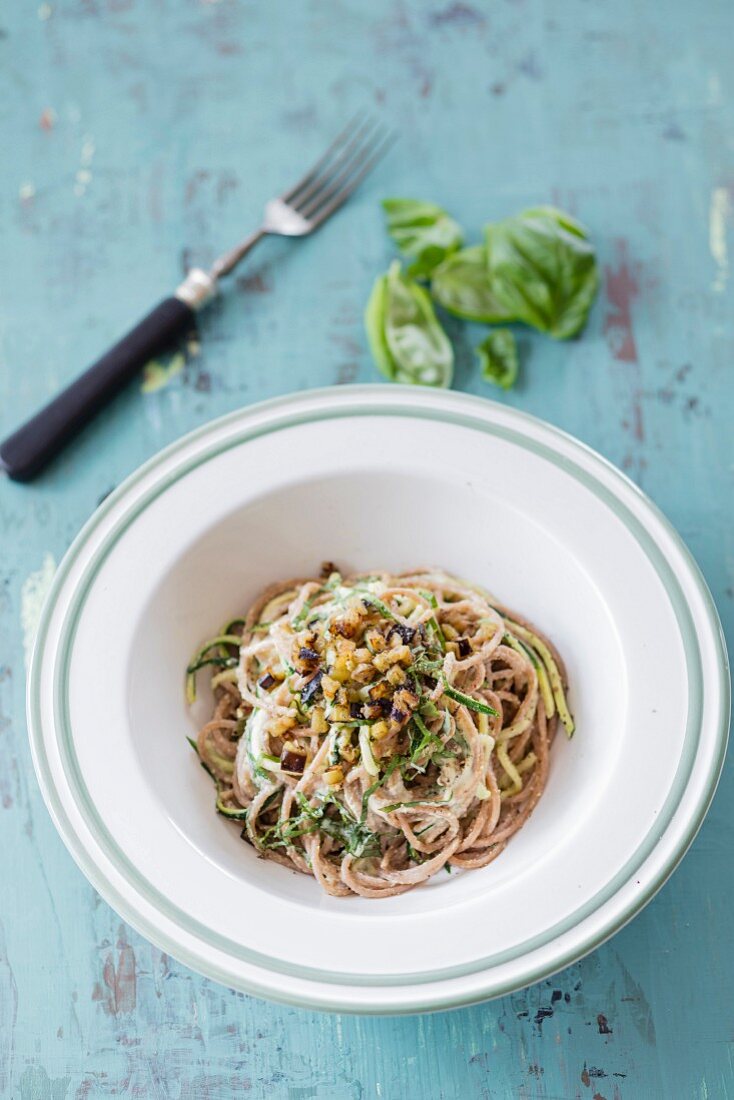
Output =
[
  {"x1": 707, "y1": 73, "x2": 723, "y2": 107},
  {"x1": 21, "y1": 555, "x2": 57, "y2": 670},
  {"x1": 709, "y1": 186, "x2": 731, "y2": 293},
  {"x1": 38, "y1": 2, "x2": 52, "y2": 19},
  {"x1": 81, "y1": 134, "x2": 95, "y2": 166},
  {"x1": 19, "y1": 182, "x2": 36, "y2": 203},
  {"x1": 74, "y1": 134, "x2": 95, "y2": 197}
]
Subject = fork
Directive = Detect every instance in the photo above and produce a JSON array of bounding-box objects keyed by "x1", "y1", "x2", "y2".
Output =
[{"x1": 0, "y1": 116, "x2": 393, "y2": 481}]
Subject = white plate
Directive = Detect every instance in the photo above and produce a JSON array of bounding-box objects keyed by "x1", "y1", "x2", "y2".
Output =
[{"x1": 28, "y1": 385, "x2": 730, "y2": 1014}]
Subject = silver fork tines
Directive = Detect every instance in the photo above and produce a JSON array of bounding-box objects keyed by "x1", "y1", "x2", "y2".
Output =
[{"x1": 209, "y1": 115, "x2": 394, "y2": 280}]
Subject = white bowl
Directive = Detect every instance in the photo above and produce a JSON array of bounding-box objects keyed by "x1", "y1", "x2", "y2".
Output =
[{"x1": 28, "y1": 385, "x2": 730, "y2": 1013}]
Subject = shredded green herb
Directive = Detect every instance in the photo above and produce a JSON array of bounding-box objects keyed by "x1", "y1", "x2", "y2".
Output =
[
  {"x1": 360, "y1": 756, "x2": 404, "y2": 822},
  {"x1": 358, "y1": 591, "x2": 398, "y2": 621},
  {"x1": 260, "y1": 793, "x2": 380, "y2": 858},
  {"x1": 383, "y1": 794, "x2": 451, "y2": 813},
  {"x1": 409, "y1": 713, "x2": 443, "y2": 766},
  {"x1": 415, "y1": 592, "x2": 447, "y2": 651},
  {"x1": 442, "y1": 678, "x2": 498, "y2": 716},
  {"x1": 292, "y1": 588, "x2": 324, "y2": 629}
]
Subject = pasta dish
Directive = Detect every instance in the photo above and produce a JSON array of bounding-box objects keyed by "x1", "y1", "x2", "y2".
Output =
[{"x1": 186, "y1": 567, "x2": 573, "y2": 898}]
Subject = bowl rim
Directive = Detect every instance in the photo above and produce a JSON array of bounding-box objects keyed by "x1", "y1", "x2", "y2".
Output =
[{"x1": 27, "y1": 384, "x2": 731, "y2": 1012}]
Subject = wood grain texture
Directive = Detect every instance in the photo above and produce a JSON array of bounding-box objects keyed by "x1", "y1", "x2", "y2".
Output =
[{"x1": 0, "y1": 1, "x2": 732, "y2": 1096}]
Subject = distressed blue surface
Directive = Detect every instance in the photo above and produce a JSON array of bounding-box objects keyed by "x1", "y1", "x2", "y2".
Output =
[{"x1": 1, "y1": 1, "x2": 733, "y2": 1097}]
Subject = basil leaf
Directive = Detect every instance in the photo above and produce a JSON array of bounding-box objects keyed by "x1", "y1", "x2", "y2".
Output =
[
  {"x1": 365, "y1": 261, "x2": 454, "y2": 387},
  {"x1": 476, "y1": 329, "x2": 519, "y2": 390},
  {"x1": 431, "y1": 245, "x2": 515, "y2": 323},
  {"x1": 363, "y1": 267, "x2": 393, "y2": 378},
  {"x1": 382, "y1": 198, "x2": 463, "y2": 279},
  {"x1": 485, "y1": 206, "x2": 598, "y2": 340}
]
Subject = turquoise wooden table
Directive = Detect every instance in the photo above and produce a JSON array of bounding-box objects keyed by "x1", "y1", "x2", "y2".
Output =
[{"x1": 1, "y1": 1, "x2": 732, "y2": 1096}]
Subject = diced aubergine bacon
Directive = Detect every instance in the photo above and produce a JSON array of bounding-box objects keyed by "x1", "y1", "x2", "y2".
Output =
[
  {"x1": 301, "y1": 670, "x2": 323, "y2": 705},
  {"x1": 280, "y1": 747, "x2": 307, "y2": 775}
]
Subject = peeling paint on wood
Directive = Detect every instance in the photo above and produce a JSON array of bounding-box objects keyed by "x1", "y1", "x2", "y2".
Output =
[
  {"x1": 709, "y1": 186, "x2": 731, "y2": 293},
  {"x1": 20, "y1": 554, "x2": 56, "y2": 670}
]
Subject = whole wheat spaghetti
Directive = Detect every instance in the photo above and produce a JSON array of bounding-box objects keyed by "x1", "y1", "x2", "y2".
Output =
[{"x1": 186, "y1": 567, "x2": 574, "y2": 898}]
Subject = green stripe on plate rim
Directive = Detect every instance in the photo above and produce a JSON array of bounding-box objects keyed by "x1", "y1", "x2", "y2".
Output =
[{"x1": 28, "y1": 386, "x2": 730, "y2": 1013}]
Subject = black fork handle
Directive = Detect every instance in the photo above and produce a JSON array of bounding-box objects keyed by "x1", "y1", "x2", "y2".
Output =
[{"x1": 0, "y1": 296, "x2": 194, "y2": 482}]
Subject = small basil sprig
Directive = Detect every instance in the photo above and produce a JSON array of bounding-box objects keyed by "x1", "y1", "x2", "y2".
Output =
[
  {"x1": 476, "y1": 329, "x2": 518, "y2": 390},
  {"x1": 485, "y1": 206, "x2": 598, "y2": 340},
  {"x1": 382, "y1": 198, "x2": 463, "y2": 279},
  {"x1": 369, "y1": 198, "x2": 598, "y2": 390},
  {"x1": 365, "y1": 260, "x2": 454, "y2": 387}
]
